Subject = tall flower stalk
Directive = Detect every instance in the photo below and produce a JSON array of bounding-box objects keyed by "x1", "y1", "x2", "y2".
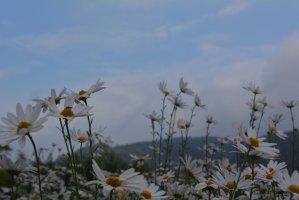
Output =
[
  {"x1": 282, "y1": 100, "x2": 298, "y2": 172},
  {"x1": 27, "y1": 133, "x2": 43, "y2": 200}
]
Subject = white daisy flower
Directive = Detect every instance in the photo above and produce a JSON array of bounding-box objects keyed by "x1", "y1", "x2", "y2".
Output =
[
  {"x1": 139, "y1": 183, "x2": 167, "y2": 199},
  {"x1": 218, "y1": 158, "x2": 237, "y2": 174},
  {"x1": 70, "y1": 79, "x2": 105, "y2": 101},
  {"x1": 195, "y1": 177, "x2": 218, "y2": 190},
  {"x1": 213, "y1": 170, "x2": 252, "y2": 191},
  {"x1": 47, "y1": 94, "x2": 92, "y2": 121},
  {"x1": 0, "y1": 103, "x2": 47, "y2": 147},
  {"x1": 177, "y1": 118, "x2": 192, "y2": 130},
  {"x1": 268, "y1": 126, "x2": 287, "y2": 140},
  {"x1": 243, "y1": 82, "x2": 262, "y2": 95},
  {"x1": 194, "y1": 94, "x2": 206, "y2": 109},
  {"x1": 259, "y1": 160, "x2": 286, "y2": 184},
  {"x1": 157, "y1": 171, "x2": 175, "y2": 185},
  {"x1": 180, "y1": 155, "x2": 203, "y2": 181},
  {"x1": 33, "y1": 88, "x2": 67, "y2": 113},
  {"x1": 236, "y1": 128, "x2": 279, "y2": 159},
  {"x1": 168, "y1": 96, "x2": 188, "y2": 109},
  {"x1": 70, "y1": 128, "x2": 89, "y2": 143},
  {"x1": 179, "y1": 77, "x2": 194, "y2": 96},
  {"x1": 144, "y1": 111, "x2": 163, "y2": 122},
  {"x1": 278, "y1": 169, "x2": 299, "y2": 198},
  {"x1": 86, "y1": 160, "x2": 146, "y2": 192},
  {"x1": 158, "y1": 81, "x2": 173, "y2": 97}
]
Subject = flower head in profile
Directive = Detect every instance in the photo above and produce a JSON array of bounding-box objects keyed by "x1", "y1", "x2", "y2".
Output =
[
  {"x1": 86, "y1": 160, "x2": 146, "y2": 192},
  {"x1": 268, "y1": 125, "x2": 287, "y2": 140},
  {"x1": 194, "y1": 94, "x2": 206, "y2": 109},
  {"x1": 144, "y1": 111, "x2": 163, "y2": 123},
  {"x1": 91, "y1": 126, "x2": 113, "y2": 145},
  {"x1": 269, "y1": 113, "x2": 284, "y2": 126},
  {"x1": 179, "y1": 77, "x2": 194, "y2": 96},
  {"x1": 0, "y1": 103, "x2": 47, "y2": 147},
  {"x1": 47, "y1": 94, "x2": 93, "y2": 121},
  {"x1": 168, "y1": 96, "x2": 188, "y2": 109},
  {"x1": 243, "y1": 82, "x2": 262, "y2": 95},
  {"x1": 177, "y1": 118, "x2": 192, "y2": 130},
  {"x1": 159, "y1": 81, "x2": 173, "y2": 97},
  {"x1": 70, "y1": 79, "x2": 105, "y2": 101},
  {"x1": 33, "y1": 88, "x2": 67, "y2": 113},
  {"x1": 139, "y1": 183, "x2": 167, "y2": 199},
  {"x1": 70, "y1": 128, "x2": 89, "y2": 144},
  {"x1": 281, "y1": 100, "x2": 298, "y2": 109},
  {"x1": 206, "y1": 115, "x2": 217, "y2": 124}
]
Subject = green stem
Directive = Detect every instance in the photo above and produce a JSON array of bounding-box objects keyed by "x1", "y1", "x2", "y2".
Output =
[
  {"x1": 83, "y1": 99, "x2": 94, "y2": 159},
  {"x1": 158, "y1": 95, "x2": 166, "y2": 175},
  {"x1": 65, "y1": 119, "x2": 79, "y2": 198},
  {"x1": 290, "y1": 107, "x2": 296, "y2": 172},
  {"x1": 27, "y1": 133, "x2": 43, "y2": 200}
]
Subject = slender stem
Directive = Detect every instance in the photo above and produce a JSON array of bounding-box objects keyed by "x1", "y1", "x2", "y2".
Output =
[
  {"x1": 256, "y1": 107, "x2": 265, "y2": 137},
  {"x1": 151, "y1": 120, "x2": 157, "y2": 184},
  {"x1": 83, "y1": 100, "x2": 94, "y2": 159},
  {"x1": 290, "y1": 108, "x2": 296, "y2": 172},
  {"x1": 65, "y1": 119, "x2": 79, "y2": 198},
  {"x1": 249, "y1": 158, "x2": 255, "y2": 200},
  {"x1": 205, "y1": 123, "x2": 210, "y2": 177},
  {"x1": 10, "y1": 174, "x2": 15, "y2": 200},
  {"x1": 27, "y1": 133, "x2": 43, "y2": 200},
  {"x1": 249, "y1": 94, "x2": 257, "y2": 128},
  {"x1": 158, "y1": 96, "x2": 166, "y2": 175},
  {"x1": 109, "y1": 189, "x2": 113, "y2": 200}
]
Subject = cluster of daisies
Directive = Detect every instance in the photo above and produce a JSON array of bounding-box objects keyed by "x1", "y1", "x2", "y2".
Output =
[{"x1": 0, "y1": 78, "x2": 298, "y2": 199}]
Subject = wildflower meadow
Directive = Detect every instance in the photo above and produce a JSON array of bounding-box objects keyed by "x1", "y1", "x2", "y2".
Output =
[{"x1": 0, "y1": 78, "x2": 299, "y2": 200}]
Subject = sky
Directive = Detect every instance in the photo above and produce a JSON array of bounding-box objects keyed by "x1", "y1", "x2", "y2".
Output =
[{"x1": 1, "y1": 0, "x2": 299, "y2": 157}]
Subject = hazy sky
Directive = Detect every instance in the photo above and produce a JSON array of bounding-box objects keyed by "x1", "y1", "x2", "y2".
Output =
[{"x1": 1, "y1": 1, "x2": 299, "y2": 156}]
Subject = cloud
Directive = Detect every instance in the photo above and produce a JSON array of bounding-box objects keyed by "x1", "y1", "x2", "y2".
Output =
[
  {"x1": 261, "y1": 33, "x2": 299, "y2": 105},
  {"x1": 218, "y1": 1, "x2": 249, "y2": 16}
]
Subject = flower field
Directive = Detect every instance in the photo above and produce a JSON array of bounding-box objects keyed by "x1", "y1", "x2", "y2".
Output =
[{"x1": 0, "y1": 78, "x2": 298, "y2": 200}]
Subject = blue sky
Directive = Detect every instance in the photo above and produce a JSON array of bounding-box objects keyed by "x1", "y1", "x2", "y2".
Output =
[{"x1": 1, "y1": 1, "x2": 299, "y2": 157}]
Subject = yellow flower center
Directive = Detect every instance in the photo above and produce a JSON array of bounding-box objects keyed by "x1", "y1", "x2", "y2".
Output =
[
  {"x1": 79, "y1": 90, "x2": 88, "y2": 96},
  {"x1": 226, "y1": 164, "x2": 232, "y2": 172},
  {"x1": 268, "y1": 167, "x2": 273, "y2": 172},
  {"x1": 249, "y1": 137, "x2": 260, "y2": 147},
  {"x1": 60, "y1": 107, "x2": 74, "y2": 118},
  {"x1": 245, "y1": 174, "x2": 251, "y2": 180},
  {"x1": 162, "y1": 175, "x2": 169, "y2": 180},
  {"x1": 106, "y1": 176, "x2": 121, "y2": 187},
  {"x1": 141, "y1": 190, "x2": 152, "y2": 199},
  {"x1": 17, "y1": 121, "x2": 32, "y2": 133},
  {"x1": 226, "y1": 180, "x2": 237, "y2": 190},
  {"x1": 163, "y1": 91, "x2": 170, "y2": 96},
  {"x1": 266, "y1": 173, "x2": 273, "y2": 180},
  {"x1": 270, "y1": 127, "x2": 277, "y2": 133},
  {"x1": 288, "y1": 184, "x2": 299, "y2": 194},
  {"x1": 179, "y1": 124, "x2": 186, "y2": 129},
  {"x1": 206, "y1": 179, "x2": 212, "y2": 186},
  {"x1": 77, "y1": 136, "x2": 87, "y2": 143}
]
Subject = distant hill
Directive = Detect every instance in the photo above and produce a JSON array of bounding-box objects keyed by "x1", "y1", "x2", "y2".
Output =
[
  {"x1": 55, "y1": 131, "x2": 299, "y2": 171},
  {"x1": 113, "y1": 131, "x2": 299, "y2": 170}
]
